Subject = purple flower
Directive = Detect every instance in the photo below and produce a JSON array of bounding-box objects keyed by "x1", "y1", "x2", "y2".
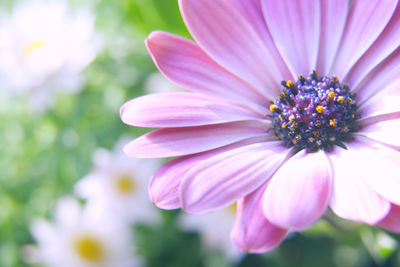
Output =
[{"x1": 121, "y1": 0, "x2": 400, "y2": 252}]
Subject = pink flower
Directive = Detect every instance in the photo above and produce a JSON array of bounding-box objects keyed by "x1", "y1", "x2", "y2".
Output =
[{"x1": 121, "y1": 0, "x2": 400, "y2": 253}]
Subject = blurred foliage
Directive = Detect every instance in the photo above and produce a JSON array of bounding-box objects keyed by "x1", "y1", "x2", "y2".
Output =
[{"x1": 0, "y1": 0, "x2": 399, "y2": 267}]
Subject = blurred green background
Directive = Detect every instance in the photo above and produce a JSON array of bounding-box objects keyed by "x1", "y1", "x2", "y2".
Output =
[{"x1": 0, "y1": 0, "x2": 399, "y2": 266}]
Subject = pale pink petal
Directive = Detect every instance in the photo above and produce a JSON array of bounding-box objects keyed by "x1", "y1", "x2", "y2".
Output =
[
  {"x1": 150, "y1": 156, "x2": 196, "y2": 210},
  {"x1": 123, "y1": 121, "x2": 269, "y2": 158},
  {"x1": 231, "y1": 183, "x2": 288, "y2": 253},
  {"x1": 262, "y1": 0, "x2": 321, "y2": 76},
  {"x1": 360, "y1": 118, "x2": 400, "y2": 147},
  {"x1": 316, "y1": 0, "x2": 348, "y2": 74},
  {"x1": 379, "y1": 204, "x2": 400, "y2": 233},
  {"x1": 120, "y1": 92, "x2": 261, "y2": 128},
  {"x1": 352, "y1": 49, "x2": 400, "y2": 104},
  {"x1": 331, "y1": 0, "x2": 397, "y2": 79},
  {"x1": 350, "y1": 136, "x2": 400, "y2": 206},
  {"x1": 359, "y1": 80, "x2": 400, "y2": 118},
  {"x1": 146, "y1": 31, "x2": 269, "y2": 110},
  {"x1": 179, "y1": 0, "x2": 289, "y2": 98},
  {"x1": 230, "y1": 0, "x2": 292, "y2": 80},
  {"x1": 180, "y1": 141, "x2": 290, "y2": 214},
  {"x1": 344, "y1": 4, "x2": 400, "y2": 87},
  {"x1": 329, "y1": 143, "x2": 391, "y2": 224},
  {"x1": 263, "y1": 150, "x2": 332, "y2": 230},
  {"x1": 149, "y1": 136, "x2": 270, "y2": 209},
  {"x1": 230, "y1": 0, "x2": 266, "y2": 39}
]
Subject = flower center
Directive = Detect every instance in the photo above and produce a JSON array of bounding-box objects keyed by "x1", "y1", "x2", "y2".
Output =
[
  {"x1": 270, "y1": 71, "x2": 361, "y2": 152},
  {"x1": 115, "y1": 174, "x2": 136, "y2": 195},
  {"x1": 73, "y1": 235, "x2": 105, "y2": 263},
  {"x1": 226, "y1": 202, "x2": 237, "y2": 215},
  {"x1": 23, "y1": 40, "x2": 48, "y2": 58}
]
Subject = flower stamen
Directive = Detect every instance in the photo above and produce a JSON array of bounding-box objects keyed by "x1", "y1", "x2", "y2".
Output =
[{"x1": 270, "y1": 71, "x2": 361, "y2": 152}]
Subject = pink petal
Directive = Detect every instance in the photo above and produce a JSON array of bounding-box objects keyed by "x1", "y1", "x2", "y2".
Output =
[
  {"x1": 353, "y1": 49, "x2": 400, "y2": 104},
  {"x1": 262, "y1": 0, "x2": 321, "y2": 76},
  {"x1": 150, "y1": 156, "x2": 197, "y2": 210},
  {"x1": 344, "y1": 4, "x2": 400, "y2": 87},
  {"x1": 329, "y1": 142, "x2": 391, "y2": 224},
  {"x1": 149, "y1": 137, "x2": 269, "y2": 209},
  {"x1": 230, "y1": 0, "x2": 266, "y2": 38},
  {"x1": 359, "y1": 80, "x2": 400, "y2": 118},
  {"x1": 331, "y1": 0, "x2": 397, "y2": 79},
  {"x1": 231, "y1": 183, "x2": 288, "y2": 253},
  {"x1": 124, "y1": 120, "x2": 269, "y2": 158},
  {"x1": 229, "y1": 0, "x2": 292, "y2": 80},
  {"x1": 350, "y1": 136, "x2": 400, "y2": 206},
  {"x1": 120, "y1": 92, "x2": 261, "y2": 128},
  {"x1": 180, "y1": 141, "x2": 290, "y2": 214},
  {"x1": 263, "y1": 150, "x2": 332, "y2": 230},
  {"x1": 179, "y1": 0, "x2": 289, "y2": 98},
  {"x1": 316, "y1": 0, "x2": 348, "y2": 74},
  {"x1": 379, "y1": 204, "x2": 400, "y2": 233},
  {"x1": 146, "y1": 31, "x2": 269, "y2": 110},
  {"x1": 360, "y1": 118, "x2": 400, "y2": 147}
]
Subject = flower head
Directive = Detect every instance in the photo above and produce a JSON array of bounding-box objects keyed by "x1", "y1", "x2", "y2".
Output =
[
  {"x1": 121, "y1": 0, "x2": 400, "y2": 252},
  {"x1": 0, "y1": 0, "x2": 98, "y2": 111},
  {"x1": 30, "y1": 197, "x2": 138, "y2": 267},
  {"x1": 75, "y1": 138, "x2": 161, "y2": 224}
]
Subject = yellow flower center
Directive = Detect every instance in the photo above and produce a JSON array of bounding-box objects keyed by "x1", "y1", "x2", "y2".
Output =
[
  {"x1": 23, "y1": 40, "x2": 47, "y2": 58},
  {"x1": 115, "y1": 174, "x2": 136, "y2": 195},
  {"x1": 227, "y1": 202, "x2": 237, "y2": 215},
  {"x1": 73, "y1": 235, "x2": 105, "y2": 263}
]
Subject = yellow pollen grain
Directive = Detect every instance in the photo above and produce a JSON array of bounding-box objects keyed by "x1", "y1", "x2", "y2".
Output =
[
  {"x1": 288, "y1": 115, "x2": 295, "y2": 122},
  {"x1": 74, "y1": 235, "x2": 104, "y2": 263},
  {"x1": 337, "y1": 96, "x2": 345, "y2": 104},
  {"x1": 269, "y1": 104, "x2": 277, "y2": 112},
  {"x1": 281, "y1": 123, "x2": 287, "y2": 129},
  {"x1": 116, "y1": 174, "x2": 136, "y2": 195},
  {"x1": 327, "y1": 91, "x2": 335, "y2": 100},
  {"x1": 316, "y1": 105, "x2": 324, "y2": 114},
  {"x1": 292, "y1": 134, "x2": 301, "y2": 144},
  {"x1": 286, "y1": 80, "x2": 294, "y2": 87},
  {"x1": 23, "y1": 40, "x2": 47, "y2": 58},
  {"x1": 347, "y1": 98, "x2": 353, "y2": 105},
  {"x1": 329, "y1": 119, "x2": 337, "y2": 127}
]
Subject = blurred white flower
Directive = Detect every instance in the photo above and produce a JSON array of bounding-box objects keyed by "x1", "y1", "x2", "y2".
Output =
[
  {"x1": 180, "y1": 204, "x2": 243, "y2": 261},
  {"x1": 144, "y1": 72, "x2": 182, "y2": 94},
  {"x1": 0, "y1": 0, "x2": 99, "y2": 111},
  {"x1": 75, "y1": 138, "x2": 161, "y2": 224},
  {"x1": 30, "y1": 196, "x2": 138, "y2": 267}
]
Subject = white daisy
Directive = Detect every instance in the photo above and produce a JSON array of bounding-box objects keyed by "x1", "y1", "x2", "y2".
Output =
[
  {"x1": 75, "y1": 138, "x2": 161, "y2": 224},
  {"x1": 144, "y1": 72, "x2": 182, "y2": 94},
  {"x1": 0, "y1": 0, "x2": 98, "y2": 111},
  {"x1": 180, "y1": 204, "x2": 243, "y2": 261},
  {"x1": 30, "y1": 196, "x2": 139, "y2": 267}
]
